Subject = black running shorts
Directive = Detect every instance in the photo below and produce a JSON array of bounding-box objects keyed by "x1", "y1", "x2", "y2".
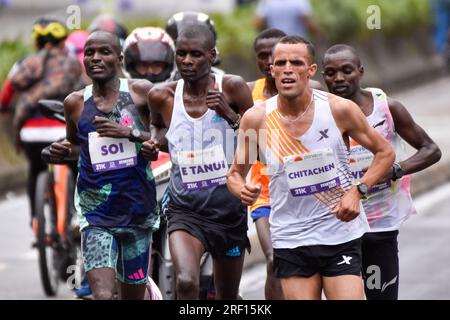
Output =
[
  {"x1": 273, "y1": 238, "x2": 362, "y2": 278},
  {"x1": 166, "y1": 202, "x2": 250, "y2": 258}
]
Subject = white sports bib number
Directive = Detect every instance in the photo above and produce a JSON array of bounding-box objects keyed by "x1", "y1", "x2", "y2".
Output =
[
  {"x1": 88, "y1": 132, "x2": 137, "y2": 172},
  {"x1": 284, "y1": 148, "x2": 340, "y2": 197},
  {"x1": 177, "y1": 145, "x2": 228, "y2": 191},
  {"x1": 349, "y1": 144, "x2": 391, "y2": 193}
]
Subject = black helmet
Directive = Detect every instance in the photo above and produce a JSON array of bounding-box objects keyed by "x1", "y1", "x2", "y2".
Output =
[
  {"x1": 166, "y1": 11, "x2": 217, "y2": 42},
  {"x1": 166, "y1": 11, "x2": 220, "y2": 66},
  {"x1": 123, "y1": 27, "x2": 175, "y2": 83},
  {"x1": 32, "y1": 18, "x2": 68, "y2": 49},
  {"x1": 88, "y1": 14, "x2": 128, "y2": 46}
]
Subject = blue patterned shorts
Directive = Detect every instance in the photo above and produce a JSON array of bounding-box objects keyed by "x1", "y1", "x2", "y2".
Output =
[{"x1": 81, "y1": 226, "x2": 152, "y2": 284}]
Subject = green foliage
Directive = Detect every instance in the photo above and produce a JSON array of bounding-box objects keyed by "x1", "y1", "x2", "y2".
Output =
[
  {"x1": 210, "y1": 4, "x2": 257, "y2": 59},
  {"x1": 311, "y1": 0, "x2": 433, "y2": 41},
  {"x1": 0, "y1": 40, "x2": 31, "y2": 86},
  {"x1": 0, "y1": 1, "x2": 434, "y2": 85},
  {"x1": 124, "y1": 18, "x2": 166, "y2": 32}
]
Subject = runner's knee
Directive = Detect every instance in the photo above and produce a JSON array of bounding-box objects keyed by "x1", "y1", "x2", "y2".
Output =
[{"x1": 176, "y1": 273, "x2": 199, "y2": 295}]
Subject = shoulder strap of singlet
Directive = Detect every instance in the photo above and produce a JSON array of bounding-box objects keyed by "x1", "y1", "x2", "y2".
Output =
[
  {"x1": 119, "y1": 78, "x2": 129, "y2": 93},
  {"x1": 265, "y1": 94, "x2": 278, "y2": 115},
  {"x1": 367, "y1": 87, "x2": 395, "y2": 132},
  {"x1": 214, "y1": 73, "x2": 223, "y2": 92},
  {"x1": 83, "y1": 85, "x2": 92, "y2": 102}
]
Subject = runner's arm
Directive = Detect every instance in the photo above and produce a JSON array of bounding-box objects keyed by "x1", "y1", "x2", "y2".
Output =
[
  {"x1": 206, "y1": 75, "x2": 253, "y2": 128},
  {"x1": 227, "y1": 105, "x2": 264, "y2": 205},
  {"x1": 331, "y1": 97, "x2": 394, "y2": 222},
  {"x1": 124, "y1": 79, "x2": 154, "y2": 143},
  {"x1": 49, "y1": 92, "x2": 81, "y2": 161},
  {"x1": 142, "y1": 85, "x2": 173, "y2": 158},
  {"x1": 226, "y1": 75, "x2": 254, "y2": 116},
  {"x1": 387, "y1": 97, "x2": 441, "y2": 176},
  {"x1": 333, "y1": 97, "x2": 395, "y2": 189}
]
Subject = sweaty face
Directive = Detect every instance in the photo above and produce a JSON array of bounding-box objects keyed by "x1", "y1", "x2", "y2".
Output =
[
  {"x1": 84, "y1": 35, "x2": 121, "y2": 81},
  {"x1": 322, "y1": 51, "x2": 362, "y2": 98},
  {"x1": 270, "y1": 43, "x2": 317, "y2": 100},
  {"x1": 255, "y1": 37, "x2": 280, "y2": 78},
  {"x1": 175, "y1": 37, "x2": 213, "y2": 81}
]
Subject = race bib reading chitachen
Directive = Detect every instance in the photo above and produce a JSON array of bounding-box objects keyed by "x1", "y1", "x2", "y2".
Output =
[
  {"x1": 88, "y1": 132, "x2": 137, "y2": 173},
  {"x1": 284, "y1": 148, "x2": 341, "y2": 197}
]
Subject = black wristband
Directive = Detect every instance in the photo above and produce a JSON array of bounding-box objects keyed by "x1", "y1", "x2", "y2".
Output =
[{"x1": 391, "y1": 162, "x2": 404, "y2": 181}]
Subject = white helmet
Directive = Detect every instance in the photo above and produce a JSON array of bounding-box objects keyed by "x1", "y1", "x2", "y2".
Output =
[{"x1": 123, "y1": 27, "x2": 176, "y2": 83}]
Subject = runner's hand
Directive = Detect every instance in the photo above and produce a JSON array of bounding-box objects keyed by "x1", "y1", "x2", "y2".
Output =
[
  {"x1": 240, "y1": 183, "x2": 261, "y2": 206},
  {"x1": 206, "y1": 83, "x2": 237, "y2": 125},
  {"x1": 92, "y1": 116, "x2": 130, "y2": 138},
  {"x1": 141, "y1": 139, "x2": 160, "y2": 161},
  {"x1": 49, "y1": 140, "x2": 72, "y2": 161},
  {"x1": 331, "y1": 187, "x2": 361, "y2": 222}
]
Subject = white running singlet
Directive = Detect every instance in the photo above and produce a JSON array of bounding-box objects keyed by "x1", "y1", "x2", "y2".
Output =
[{"x1": 265, "y1": 90, "x2": 370, "y2": 249}]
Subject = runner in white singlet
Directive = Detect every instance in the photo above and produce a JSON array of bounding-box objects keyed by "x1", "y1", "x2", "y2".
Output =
[
  {"x1": 227, "y1": 36, "x2": 395, "y2": 300},
  {"x1": 322, "y1": 44, "x2": 441, "y2": 300}
]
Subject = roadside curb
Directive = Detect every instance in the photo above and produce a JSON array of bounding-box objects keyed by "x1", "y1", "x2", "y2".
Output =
[
  {"x1": 410, "y1": 160, "x2": 450, "y2": 197},
  {"x1": 0, "y1": 164, "x2": 26, "y2": 197}
]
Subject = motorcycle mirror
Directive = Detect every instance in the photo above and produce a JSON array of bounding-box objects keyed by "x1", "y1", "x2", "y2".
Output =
[{"x1": 38, "y1": 99, "x2": 65, "y2": 123}]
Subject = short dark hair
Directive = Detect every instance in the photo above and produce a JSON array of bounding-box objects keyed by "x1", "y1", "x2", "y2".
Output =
[
  {"x1": 177, "y1": 24, "x2": 215, "y2": 50},
  {"x1": 253, "y1": 28, "x2": 286, "y2": 50},
  {"x1": 86, "y1": 31, "x2": 122, "y2": 55},
  {"x1": 323, "y1": 44, "x2": 361, "y2": 67},
  {"x1": 276, "y1": 35, "x2": 315, "y2": 64}
]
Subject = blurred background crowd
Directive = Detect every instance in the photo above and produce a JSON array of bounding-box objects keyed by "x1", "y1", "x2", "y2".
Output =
[
  {"x1": 1, "y1": 0, "x2": 449, "y2": 196},
  {"x1": 1, "y1": 0, "x2": 450, "y2": 300}
]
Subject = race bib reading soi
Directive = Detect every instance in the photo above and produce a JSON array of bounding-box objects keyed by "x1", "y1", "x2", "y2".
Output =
[
  {"x1": 177, "y1": 145, "x2": 228, "y2": 191},
  {"x1": 88, "y1": 132, "x2": 137, "y2": 173},
  {"x1": 284, "y1": 148, "x2": 340, "y2": 197}
]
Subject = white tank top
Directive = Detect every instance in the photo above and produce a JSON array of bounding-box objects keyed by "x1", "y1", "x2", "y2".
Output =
[
  {"x1": 349, "y1": 88, "x2": 415, "y2": 232},
  {"x1": 165, "y1": 74, "x2": 243, "y2": 214},
  {"x1": 265, "y1": 90, "x2": 369, "y2": 249}
]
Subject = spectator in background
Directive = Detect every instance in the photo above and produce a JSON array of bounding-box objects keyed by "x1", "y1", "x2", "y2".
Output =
[
  {"x1": 432, "y1": 0, "x2": 450, "y2": 71},
  {"x1": 87, "y1": 14, "x2": 128, "y2": 48},
  {"x1": 8, "y1": 17, "x2": 82, "y2": 234},
  {"x1": 254, "y1": 0, "x2": 319, "y2": 37},
  {"x1": 432, "y1": 0, "x2": 450, "y2": 53},
  {"x1": 65, "y1": 30, "x2": 91, "y2": 85}
]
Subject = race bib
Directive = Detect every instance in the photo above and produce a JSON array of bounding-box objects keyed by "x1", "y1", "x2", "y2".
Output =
[
  {"x1": 88, "y1": 132, "x2": 137, "y2": 173},
  {"x1": 284, "y1": 148, "x2": 340, "y2": 197},
  {"x1": 177, "y1": 145, "x2": 228, "y2": 191},
  {"x1": 349, "y1": 144, "x2": 391, "y2": 193}
]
